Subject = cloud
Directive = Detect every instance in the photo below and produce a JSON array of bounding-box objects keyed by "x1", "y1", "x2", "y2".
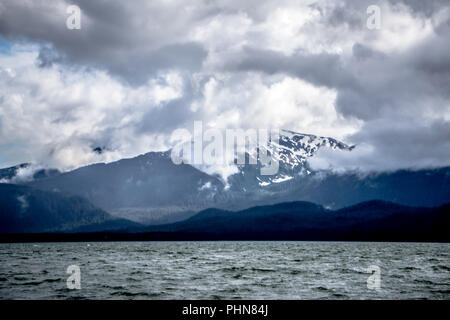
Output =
[
  {"x1": 0, "y1": 45, "x2": 184, "y2": 169},
  {"x1": 0, "y1": 0, "x2": 209, "y2": 85},
  {"x1": 0, "y1": 0, "x2": 449, "y2": 173},
  {"x1": 310, "y1": 119, "x2": 450, "y2": 172}
]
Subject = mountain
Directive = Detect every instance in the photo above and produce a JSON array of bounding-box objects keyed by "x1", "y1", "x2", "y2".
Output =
[
  {"x1": 224, "y1": 131, "x2": 449, "y2": 209},
  {"x1": 227, "y1": 130, "x2": 354, "y2": 191},
  {"x1": 0, "y1": 183, "x2": 140, "y2": 233},
  {"x1": 2, "y1": 200, "x2": 448, "y2": 243},
  {"x1": 0, "y1": 163, "x2": 30, "y2": 181},
  {"x1": 2, "y1": 129, "x2": 449, "y2": 225},
  {"x1": 0, "y1": 163, "x2": 60, "y2": 183},
  {"x1": 22, "y1": 130, "x2": 355, "y2": 223},
  {"x1": 27, "y1": 151, "x2": 225, "y2": 224},
  {"x1": 277, "y1": 167, "x2": 450, "y2": 209},
  {"x1": 143, "y1": 200, "x2": 450, "y2": 241}
]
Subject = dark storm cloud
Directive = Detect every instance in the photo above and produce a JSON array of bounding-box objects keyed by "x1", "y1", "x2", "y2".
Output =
[
  {"x1": 339, "y1": 29, "x2": 450, "y2": 168},
  {"x1": 389, "y1": 0, "x2": 450, "y2": 17},
  {"x1": 337, "y1": 24, "x2": 450, "y2": 120},
  {"x1": 96, "y1": 42, "x2": 207, "y2": 86},
  {"x1": 226, "y1": 47, "x2": 356, "y2": 90},
  {"x1": 37, "y1": 46, "x2": 63, "y2": 68},
  {"x1": 346, "y1": 119, "x2": 450, "y2": 170},
  {"x1": 0, "y1": 0, "x2": 208, "y2": 85},
  {"x1": 228, "y1": 33, "x2": 450, "y2": 121},
  {"x1": 324, "y1": 0, "x2": 450, "y2": 24},
  {"x1": 137, "y1": 74, "x2": 197, "y2": 134},
  {"x1": 326, "y1": 4, "x2": 364, "y2": 29}
]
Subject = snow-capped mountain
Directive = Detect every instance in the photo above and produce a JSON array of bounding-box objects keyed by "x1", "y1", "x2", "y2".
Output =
[
  {"x1": 2, "y1": 129, "x2": 448, "y2": 225},
  {"x1": 0, "y1": 130, "x2": 356, "y2": 223},
  {"x1": 274, "y1": 130, "x2": 355, "y2": 169},
  {"x1": 228, "y1": 130, "x2": 355, "y2": 191}
]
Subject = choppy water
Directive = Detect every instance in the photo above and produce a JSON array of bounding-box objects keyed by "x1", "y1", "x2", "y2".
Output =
[{"x1": 0, "y1": 241, "x2": 449, "y2": 299}]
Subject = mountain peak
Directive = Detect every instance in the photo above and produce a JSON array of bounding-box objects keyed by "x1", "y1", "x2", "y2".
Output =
[
  {"x1": 228, "y1": 130, "x2": 355, "y2": 190},
  {"x1": 274, "y1": 129, "x2": 355, "y2": 169}
]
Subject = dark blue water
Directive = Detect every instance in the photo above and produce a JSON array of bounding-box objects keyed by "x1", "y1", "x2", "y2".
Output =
[{"x1": 0, "y1": 241, "x2": 448, "y2": 299}]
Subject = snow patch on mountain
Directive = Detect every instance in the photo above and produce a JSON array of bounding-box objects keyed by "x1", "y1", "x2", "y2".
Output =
[{"x1": 272, "y1": 175, "x2": 293, "y2": 183}]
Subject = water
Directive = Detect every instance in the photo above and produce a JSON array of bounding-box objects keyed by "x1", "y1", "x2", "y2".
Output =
[{"x1": 0, "y1": 241, "x2": 448, "y2": 300}]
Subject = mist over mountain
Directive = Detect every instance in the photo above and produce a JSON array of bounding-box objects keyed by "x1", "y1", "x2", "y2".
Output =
[
  {"x1": 19, "y1": 130, "x2": 357, "y2": 223},
  {"x1": 0, "y1": 163, "x2": 31, "y2": 182},
  {"x1": 0, "y1": 130, "x2": 447, "y2": 226},
  {"x1": 0, "y1": 163, "x2": 60, "y2": 183}
]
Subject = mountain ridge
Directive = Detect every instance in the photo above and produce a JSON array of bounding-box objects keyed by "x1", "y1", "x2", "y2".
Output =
[
  {"x1": 0, "y1": 183, "x2": 140, "y2": 233},
  {"x1": 0, "y1": 129, "x2": 449, "y2": 225},
  {"x1": 140, "y1": 199, "x2": 450, "y2": 241},
  {"x1": 1, "y1": 198, "x2": 448, "y2": 243}
]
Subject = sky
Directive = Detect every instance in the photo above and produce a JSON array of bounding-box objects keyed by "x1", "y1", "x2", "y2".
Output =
[{"x1": 0, "y1": 0, "x2": 449, "y2": 174}]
